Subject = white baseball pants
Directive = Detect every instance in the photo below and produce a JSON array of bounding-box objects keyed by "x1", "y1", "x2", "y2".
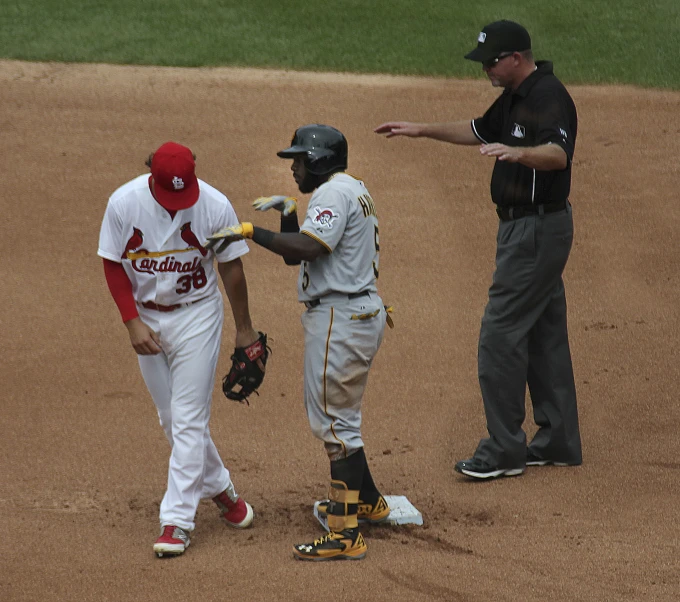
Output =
[{"x1": 137, "y1": 294, "x2": 232, "y2": 531}]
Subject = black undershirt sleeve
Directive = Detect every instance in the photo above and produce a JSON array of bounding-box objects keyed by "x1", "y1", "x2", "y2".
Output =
[
  {"x1": 280, "y1": 214, "x2": 300, "y2": 233},
  {"x1": 280, "y1": 214, "x2": 301, "y2": 265}
]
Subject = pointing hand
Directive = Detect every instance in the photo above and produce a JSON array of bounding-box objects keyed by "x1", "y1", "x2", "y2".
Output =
[
  {"x1": 205, "y1": 222, "x2": 254, "y2": 253},
  {"x1": 374, "y1": 121, "x2": 424, "y2": 138}
]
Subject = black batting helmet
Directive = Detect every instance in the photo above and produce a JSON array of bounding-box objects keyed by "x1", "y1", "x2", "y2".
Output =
[{"x1": 277, "y1": 124, "x2": 348, "y2": 175}]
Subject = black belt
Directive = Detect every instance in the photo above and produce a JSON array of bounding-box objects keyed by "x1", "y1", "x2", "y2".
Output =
[
  {"x1": 305, "y1": 290, "x2": 370, "y2": 309},
  {"x1": 496, "y1": 200, "x2": 568, "y2": 221}
]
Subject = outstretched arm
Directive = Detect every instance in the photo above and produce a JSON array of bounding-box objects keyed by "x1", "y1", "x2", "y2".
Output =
[
  {"x1": 374, "y1": 120, "x2": 480, "y2": 145},
  {"x1": 251, "y1": 195, "x2": 309, "y2": 264},
  {"x1": 251, "y1": 229, "x2": 328, "y2": 263},
  {"x1": 207, "y1": 223, "x2": 327, "y2": 263},
  {"x1": 218, "y1": 258, "x2": 260, "y2": 348},
  {"x1": 208, "y1": 196, "x2": 329, "y2": 263}
]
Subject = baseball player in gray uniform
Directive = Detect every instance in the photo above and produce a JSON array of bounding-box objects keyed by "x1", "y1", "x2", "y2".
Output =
[{"x1": 205, "y1": 124, "x2": 392, "y2": 561}]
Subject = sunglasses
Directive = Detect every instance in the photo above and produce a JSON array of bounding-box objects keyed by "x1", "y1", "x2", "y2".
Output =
[{"x1": 482, "y1": 52, "x2": 515, "y2": 69}]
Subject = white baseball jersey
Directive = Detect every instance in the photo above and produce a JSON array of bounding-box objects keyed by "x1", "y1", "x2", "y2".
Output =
[
  {"x1": 298, "y1": 173, "x2": 379, "y2": 301},
  {"x1": 98, "y1": 175, "x2": 248, "y2": 305}
]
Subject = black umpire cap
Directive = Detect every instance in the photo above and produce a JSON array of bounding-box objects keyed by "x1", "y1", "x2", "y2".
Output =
[{"x1": 464, "y1": 20, "x2": 531, "y2": 62}]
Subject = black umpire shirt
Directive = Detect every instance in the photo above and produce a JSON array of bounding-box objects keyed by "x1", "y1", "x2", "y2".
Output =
[{"x1": 471, "y1": 61, "x2": 577, "y2": 208}]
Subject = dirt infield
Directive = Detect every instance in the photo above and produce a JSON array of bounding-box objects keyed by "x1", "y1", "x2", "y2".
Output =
[{"x1": 2, "y1": 60, "x2": 679, "y2": 602}]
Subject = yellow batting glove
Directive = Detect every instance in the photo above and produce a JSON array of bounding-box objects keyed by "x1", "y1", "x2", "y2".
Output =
[
  {"x1": 205, "y1": 222, "x2": 254, "y2": 253},
  {"x1": 252, "y1": 195, "x2": 298, "y2": 216}
]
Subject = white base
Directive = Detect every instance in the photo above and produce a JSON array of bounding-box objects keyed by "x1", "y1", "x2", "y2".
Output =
[{"x1": 313, "y1": 495, "x2": 423, "y2": 532}]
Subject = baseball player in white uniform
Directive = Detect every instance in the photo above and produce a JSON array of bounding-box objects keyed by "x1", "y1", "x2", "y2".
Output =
[
  {"x1": 205, "y1": 124, "x2": 392, "y2": 561},
  {"x1": 98, "y1": 141, "x2": 264, "y2": 557}
]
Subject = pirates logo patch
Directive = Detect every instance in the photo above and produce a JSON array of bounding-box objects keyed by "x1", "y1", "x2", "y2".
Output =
[{"x1": 313, "y1": 207, "x2": 338, "y2": 229}]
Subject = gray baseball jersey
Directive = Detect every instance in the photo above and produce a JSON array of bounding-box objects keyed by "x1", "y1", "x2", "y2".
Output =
[
  {"x1": 295, "y1": 172, "x2": 387, "y2": 461},
  {"x1": 298, "y1": 173, "x2": 379, "y2": 301}
]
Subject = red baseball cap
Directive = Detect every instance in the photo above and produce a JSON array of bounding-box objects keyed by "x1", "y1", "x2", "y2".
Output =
[{"x1": 149, "y1": 141, "x2": 200, "y2": 210}]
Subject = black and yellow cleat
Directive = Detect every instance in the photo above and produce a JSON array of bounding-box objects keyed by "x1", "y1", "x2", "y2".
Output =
[
  {"x1": 358, "y1": 495, "x2": 390, "y2": 523},
  {"x1": 293, "y1": 528, "x2": 367, "y2": 561},
  {"x1": 317, "y1": 494, "x2": 390, "y2": 524}
]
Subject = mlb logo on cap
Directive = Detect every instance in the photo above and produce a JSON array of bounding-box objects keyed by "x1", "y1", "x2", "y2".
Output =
[{"x1": 465, "y1": 20, "x2": 531, "y2": 63}]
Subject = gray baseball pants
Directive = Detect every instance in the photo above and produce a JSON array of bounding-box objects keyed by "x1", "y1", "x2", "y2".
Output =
[
  {"x1": 473, "y1": 204, "x2": 582, "y2": 468},
  {"x1": 301, "y1": 292, "x2": 386, "y2": 462}
]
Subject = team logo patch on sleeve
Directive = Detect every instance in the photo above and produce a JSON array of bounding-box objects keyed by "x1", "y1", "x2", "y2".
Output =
[{"x1": 313, "y1": 207, "x2": 338, "y2": 229}]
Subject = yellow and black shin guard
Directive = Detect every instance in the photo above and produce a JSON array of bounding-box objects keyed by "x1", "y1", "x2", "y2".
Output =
[
  {"x1": 293, "y1": 479, "x2": 367, "y2": 560},
  {"x1": 326, "y1": 479, "x2": 360, "y2": 533}
]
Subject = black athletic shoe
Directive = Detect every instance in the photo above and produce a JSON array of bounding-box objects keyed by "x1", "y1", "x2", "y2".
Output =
[
  {"x1": 454, "y1": 457, "x2": 524, "y2": 480},
  {"x1": 526, "y1": 451, "x2": 570, "y2": 467},
  {"x1": 293, "y1": 528, "x2": 367, "y2": 561}
]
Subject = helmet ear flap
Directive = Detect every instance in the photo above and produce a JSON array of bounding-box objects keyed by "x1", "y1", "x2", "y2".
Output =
[
  {"x1": 304, "y1": 148, "x2": 347, "y2": 175},
  {"x1": 278, "y1": 124, "x2": 348, "y2": 175}
]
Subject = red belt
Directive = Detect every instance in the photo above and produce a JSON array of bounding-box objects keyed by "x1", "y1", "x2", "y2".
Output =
[{"x1": 140, "y1": 296, "x2": 210, "y2": 313}]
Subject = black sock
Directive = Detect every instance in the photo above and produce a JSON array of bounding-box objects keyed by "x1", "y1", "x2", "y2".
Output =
[
  {"x1": 330, "y1": 448, "x2": 365, "y2": 491},
  {"x1": 354, "y1": 448, "x2": 380, "y2": 503}
]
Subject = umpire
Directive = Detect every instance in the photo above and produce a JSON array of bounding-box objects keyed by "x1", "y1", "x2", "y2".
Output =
[{"x1": 375, "y1": 20, "x2": 582, "y2": 479}]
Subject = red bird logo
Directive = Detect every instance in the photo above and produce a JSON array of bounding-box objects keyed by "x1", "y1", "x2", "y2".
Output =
[
  {"x1": 180, "y1": 222, "x2": 207, "y2": 256},
  {"x1": 122, "y1": 227, "x2": 144, "y2": 259}
]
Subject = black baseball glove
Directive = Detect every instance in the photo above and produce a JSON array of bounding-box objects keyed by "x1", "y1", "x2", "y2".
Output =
[{"x1": 222, "y1": 332, "x2": 270, "y2": 404}]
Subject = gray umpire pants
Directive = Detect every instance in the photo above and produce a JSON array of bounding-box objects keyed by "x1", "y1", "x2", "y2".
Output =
[{"x1": 473, "y1": 204, "x2": 582, "y2": 469}]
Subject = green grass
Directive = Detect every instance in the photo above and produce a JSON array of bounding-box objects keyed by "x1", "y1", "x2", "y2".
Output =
[{"x1": 1, "y1": 0, "x2": 678, "y2": 88}]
